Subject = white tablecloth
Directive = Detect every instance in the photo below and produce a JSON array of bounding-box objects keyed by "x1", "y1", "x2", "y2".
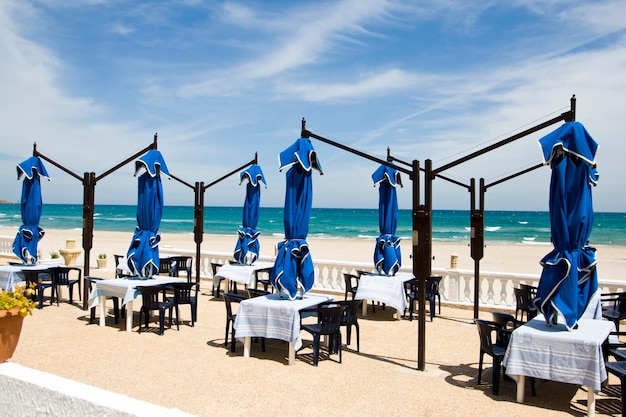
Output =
[
  {"x1": 213, "y1": 261, "x2": 274, "y2": 288},
  {"x1": 88, "y1": 276, "x2": 186, "y2": 307},
  {"x1": 504, "y1": 316, "x2": 615, "y2": 391},
  {"x1": 354, "y1": 272, "x2": 414, "y2": 314},
  {"x1": 234, "y1": 292, "x2": 333, "y2": 351},
  {"x1": 0, "y1": 264, "x2": 52, "y2": 291}
]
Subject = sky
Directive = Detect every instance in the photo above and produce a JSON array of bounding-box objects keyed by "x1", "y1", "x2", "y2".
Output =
[{"x1": 1, "y1": 0, "x2": 625, "y2": 213}]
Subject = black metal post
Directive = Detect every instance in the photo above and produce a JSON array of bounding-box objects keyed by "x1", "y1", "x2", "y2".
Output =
[{"x1": 81, "y1": 172, "x2": 96, "y2": 309}]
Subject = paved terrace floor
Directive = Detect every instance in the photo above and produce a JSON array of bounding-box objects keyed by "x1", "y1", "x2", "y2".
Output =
[{"x1": 8, "y1": 283, "x2": 625, "y2": 417}]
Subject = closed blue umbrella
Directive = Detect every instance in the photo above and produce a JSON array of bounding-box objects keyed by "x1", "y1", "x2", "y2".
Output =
[
  {"x1": 372, "y1": 165, "x2": 402, "y2": 275},
  {"x1": 234, "y1": 165, "x2": 266, "y2": 264},
  {"x1": 126, "y1": 150, "x2": 170, "y2": 277},
  {"x1": 270, "y1": 138, "x2": 322, "y2": 299},
  {"x1": 12, "y1": 157, "x2": 49, "y2": 264},
  {"x1": 534, "y1": 121, "x2": 599, "y2": 330}
]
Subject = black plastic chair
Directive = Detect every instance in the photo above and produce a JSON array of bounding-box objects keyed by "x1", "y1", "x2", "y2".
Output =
[
  {"x1": 338, "y1": 299, "x2": 360, "y2": 352},
  {"x1": 475, "y1": 319, "x2": 509, "y2": 395},
  {"x1": 246, "y1": 288, "x2": 270, "y2": 298},
  {"x1": 113, "y1": 255, "x2": 133, "y2": 278},
  {"x1": 50, "y1": 266, "x2": 82, "y2": 305},
  {"x1": 605, "y1": 361, "x2": 626, "y2": 417},
  {"x1": 158, "y1": 257, "x2": 173, "y2": 275},
  {"x1": 211, "y1": 262, "x2": 224, "y2": 297},
  {"x1": 603, "y1": 292, "x2": 626, "y2": 332},
  {"x1": 301, "y1": 303, "x2": 345, "y2": 366},
  {"x1": 343, "y1": 273, "x2": 359, "y2": 301},
  {"x1": 22, "y1": 268, "x2": 55, "y2": 309},
  {"x1": 138, "y1": 285, "x2": 177, "y2": 335},
  {"x1": 84, "y1": 276, "x2": 120, "y2": 325},
  {"x1": 168, "y1": 282, "x2": 198, "y2": 327},
  {"x1": 490, "y1": 312, "x2": 521, "y2": 348},
  {"x1": 168, "y1": 256, "x2": 193, "y2": 282},
  {"x1": 406, "y1": 276, "x2": 441, "y2": 321},
  {"x1": 253, "y1": 267, "x2": 273, "y2": 293},
  {"x1": 223, "y1": 293, "x2": 248, "y2": 352},
  {"x1": 514, "y1": 286, "x2": 538, "y2": 322}
]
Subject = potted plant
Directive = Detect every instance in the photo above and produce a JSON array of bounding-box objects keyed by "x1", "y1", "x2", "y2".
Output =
[
  {"x1": 0, "y1": 284, "x2": 36, "y2": 362},
  {"x1": 97, "y1": 253, "x2": 107, "y2": 269}
]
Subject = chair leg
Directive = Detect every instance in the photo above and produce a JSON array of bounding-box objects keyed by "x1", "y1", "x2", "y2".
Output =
[
  {"x1": 224, "y1": 318, "x2": 230, "y2": 346},
  {"x1": 312, "y1": 335, "x2": 320, "y2": 366},
  {"x1": 230, "y1": 322, "x2": 236, "y2": 352},
  {"x1": 492, "y1": 358, "x2": 501, "y2": 395},
  {"x1": 619, "y1": 378, "x2": 626, "y2": 417},
  {"x1": 338, "y1": 332, "x2": 343, "y2": 363},
  {"x1": 355, "y1": 323, "x2": 360, "y2": 352},
  {"x1": 191, "y1": 302, "x2": 197, "y2": 327},
  {"x1": 477, "y1": 350, "x2": 484, "y2": 385}
]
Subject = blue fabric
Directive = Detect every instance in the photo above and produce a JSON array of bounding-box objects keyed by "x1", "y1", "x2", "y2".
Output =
[
  {"x1": 127, "y1": 150, "x2": 169, "y2": 277},
  {"x1": 272, "y1": 239, "x2": 314, "y2": 299},
  {"x1": 534, "y1": 122, "x2": 599, "y2": 330},
  {"x1": 271, "y1": 138, "x2": 322, "y2": 299},
  {"x1": 372, "y1": 165, "x2": 402, "y2": 275},
  {"x1": 12, "y1": 157, "x2": 49, "y2": 263},
  {"x1": 234, "y1": 165, "x2": 266, "y2": 264}
]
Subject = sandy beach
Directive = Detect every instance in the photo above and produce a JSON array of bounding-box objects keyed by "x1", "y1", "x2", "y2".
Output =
[
  {"x1": 3, "y1": 227, "x2": 625, "y2": 280},
  {"x1": 3, "y1": 226, "x2": 626, "y2": 416}
]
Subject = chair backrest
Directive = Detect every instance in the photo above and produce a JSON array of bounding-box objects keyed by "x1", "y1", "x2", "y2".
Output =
[
  {"x1": 170, "y1": 282, "x2": 197, "y2": 304},
  {"x1": 158, "y1": 258, "x2": 173, "y2": 275},
  {"x1": 519, "y1": 283, "x2": 537, "y2": 298},
  {"x1": 316, "y1": 304, "x2": 345, "y2": 334},
  {"x1": 475, "y1": 319, "x2": 500, "y2": 355},
  {"x1": 51, "y1": 266, "x2": 81, "y2": 285},
  {"x1": 223, "y1": 293, "x2": 247, "y2": 320},
  {"x1": 247, "y1": 288, "x2": 269, "y2": 298},
  {"x1": 114, "y1": 255, "x2": 132, "y2": 278},
  {"x1": 169, "y1": 256, "x2": 193, "y2": 280},
  {"x1": 514, "y1": 287, "x2": 532, "y2": 309},
  {"x1": 211, "y1": 262, "x2": 223, "y2": 277},
  {"x1": 138, "y1": 285, "x2": 166, "y2": 310},
  {"x1": 21, "y1": 269, "x2": 49, "y2": 291},
  {"x1": 426, "y1": 276, "x2": 442, "y2": 297},
  {"x1": 491, "y1": 311, "x2": 518, "y2": 330},
  {"x1": 338, "y1": 299, "x2": 360, "y2": 325},
  {"x1": 343, "y1": 273, "x2": 359, "y2": 290}
]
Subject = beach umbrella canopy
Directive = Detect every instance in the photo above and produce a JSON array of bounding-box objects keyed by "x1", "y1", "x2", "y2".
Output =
[
  {"x1": 12, "y1": 157, "x2": 49, "y2": 264},
  {"x1": 270, "y1": 137, "x2": 322, "y2": 299},
  {"x1": 126, "y1": 150, "x2": 170, "y2": 277},
  {"x1": 372, "y1": 164, "x2": 402, "y2": 276},
  {"x1": 534, "y1": 121, "x2": 599, "y2": 330},
  {"x1": 233, "y1": 165, "x2": 267, "y2": 265}
]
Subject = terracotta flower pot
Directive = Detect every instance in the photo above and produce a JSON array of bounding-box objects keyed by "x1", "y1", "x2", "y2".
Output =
[{"x1": 0, "y1": 308, "x2": 25, "y2": 363}]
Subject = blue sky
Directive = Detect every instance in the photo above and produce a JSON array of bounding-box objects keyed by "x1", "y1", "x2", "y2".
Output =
[{"x1": 1, "y1": 0, "x2": 625, "y2": 212}]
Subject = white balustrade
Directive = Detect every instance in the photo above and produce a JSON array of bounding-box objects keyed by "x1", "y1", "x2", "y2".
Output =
[{"x1": 3, "y1": 235, "x2": 622, "y2": 312}]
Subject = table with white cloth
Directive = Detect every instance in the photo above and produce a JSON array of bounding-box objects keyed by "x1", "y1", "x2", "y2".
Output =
[
  {"x1": 503, "y1": 316, "x2": 615, "y2": 417},
  {"x1": 87, "y1": 276, "x2": 186, "y2": 332},
  {"x1": 354, "y1": 272, "x2": 414, "y2": 319},
  {"x1": 213, "y1": 261, "x2": 274, "y2": 289},
  {"x1": 233, "y1": 292, "x2": 334, "y2": 365},
  {"x1": 0, "y1": 264, "x2": 52, "y2": 291}
]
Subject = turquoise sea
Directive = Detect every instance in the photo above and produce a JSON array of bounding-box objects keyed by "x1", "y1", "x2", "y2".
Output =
[{"x1": 0, "y1": 204, "x2": 625, "y2": 246}]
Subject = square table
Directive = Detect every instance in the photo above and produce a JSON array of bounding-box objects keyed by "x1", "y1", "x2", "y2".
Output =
[
  {"x1": 87, "y1": 276, "x2": 186, "y2": 332},
  {"x1": 503, "y1": 316, "x2": 615, "y2": 417},
  {"x1": 233, "y1": 292, "x2": 334, "y2": 365},
  {"x1": 0, "y1": 264, "x2": 52, "y2": 291},
  {"x1": 213, "y1": 261, "x2": 274, "y2": 289},
  {"x1": 354, "y1": 272, "x2": 414, "y2": 319}
]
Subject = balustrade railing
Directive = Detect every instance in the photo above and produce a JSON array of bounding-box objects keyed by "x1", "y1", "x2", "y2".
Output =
[{"x1": 3, "y1": 235, "x2": 623, "y2": 311}]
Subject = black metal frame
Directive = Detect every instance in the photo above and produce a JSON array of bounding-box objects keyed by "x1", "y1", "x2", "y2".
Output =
[
  {"x1": 34, "y1": 132, "x2": 258, "y2": 308},
  {"x1": 301, "y1": 94, "x2": 577, "y2": 371},
  {"x1": 169, "y1": 154, "x2": 258, "y2": 285}
]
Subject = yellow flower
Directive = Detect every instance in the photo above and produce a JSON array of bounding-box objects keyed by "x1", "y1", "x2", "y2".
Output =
[{"x1": 0, "y1": 283, "x2": 36, "y2": 317}]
